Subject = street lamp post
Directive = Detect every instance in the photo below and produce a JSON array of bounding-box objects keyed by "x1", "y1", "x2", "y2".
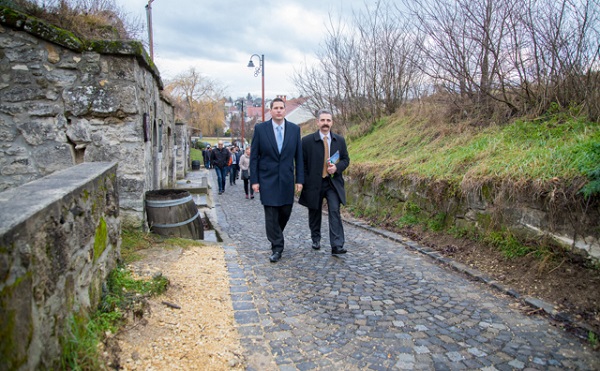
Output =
[
  {"x1": 247, "y1": 54, "x2": 265, "y2": 122},
  {"x1": 239, "y1": 99, "x2": 245, "y2": 149}
]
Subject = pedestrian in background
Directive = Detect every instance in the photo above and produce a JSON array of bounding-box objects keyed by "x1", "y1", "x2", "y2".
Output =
[
  {"x1": 250, "y1": 97, "x2": 304, "y2": 263},
  {"x1": 229, "y1": 146, "x2": 238, "y2": 186},
  {"x1": 299, "y1": 109, "x2": 350, "y2": 255},
  {"x1": 234, "y1": 146, "x2": 242, "y2": 179},
  {"x1": 203, "y1": 145, "x2": 211, "y2": 169},
  {"x1": 210, "y1": 141, "x2": 231, "y2": 195},
  {"x1": 239, "y1": 147, "x2": 254, "y2": 199}
]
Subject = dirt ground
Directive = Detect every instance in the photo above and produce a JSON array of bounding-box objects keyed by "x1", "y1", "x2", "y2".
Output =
[
  {"x1": 111, "y1": 222, "x2": 600, "y2": 369},
  {"x1": 111, "y1": 244, "x2": 246, "y2": 370}
]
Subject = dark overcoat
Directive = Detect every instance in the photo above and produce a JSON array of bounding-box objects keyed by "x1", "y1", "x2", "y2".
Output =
[
  {"x1": 298, "y1": 130, "x2": 349, "y2": 210},
  {"x1": 250, "y1": 119, "x2": 304, "y2": 206}
]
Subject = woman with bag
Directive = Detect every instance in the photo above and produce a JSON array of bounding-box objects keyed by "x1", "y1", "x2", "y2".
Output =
[{"x1": 239, "y1": 147, "x2": 254, "y2": 199}]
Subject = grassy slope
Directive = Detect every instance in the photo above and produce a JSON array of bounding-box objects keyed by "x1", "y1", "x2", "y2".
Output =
[{"x1": 347, "y1": 110, "x2": 600, "y2": 189}]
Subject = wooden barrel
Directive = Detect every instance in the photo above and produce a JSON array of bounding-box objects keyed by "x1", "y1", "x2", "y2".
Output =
[{"x1": 145, "y1": 189, "x2": 204, "y2": 240}]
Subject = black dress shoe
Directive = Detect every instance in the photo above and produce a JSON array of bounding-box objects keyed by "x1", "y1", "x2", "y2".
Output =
[
  {"x1": 311, "y1": 242, "x2": 321, "y2": 250},
  {"x1": 269, "y1": 252, "x2": 282, "y2": 262},
  {"x1": 331, "y1": 247, "x2": 347, "y2": 255}
]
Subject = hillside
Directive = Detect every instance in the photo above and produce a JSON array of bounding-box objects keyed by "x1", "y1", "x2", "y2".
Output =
[{"x1": 348, "y1": 106, "x2": 599, "y2": 188}]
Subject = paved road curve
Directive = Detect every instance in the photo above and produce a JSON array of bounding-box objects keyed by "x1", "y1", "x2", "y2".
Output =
[{"x1": 205, "y1": 170, "x2": 600, "y2": 370}]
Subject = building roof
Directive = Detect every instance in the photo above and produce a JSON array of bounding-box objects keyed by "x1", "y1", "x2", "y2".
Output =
[{"x1": 284, "y1": 97, "x2": 314, "y2": 125}]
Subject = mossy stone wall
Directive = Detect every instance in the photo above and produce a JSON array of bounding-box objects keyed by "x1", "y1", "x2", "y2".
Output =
[
  {"x1": 346, "y1": 171, "x2": 600, "y2": 261},
  {"x1": 0, "y1": 162, "x2": 120, "y2": 370}
]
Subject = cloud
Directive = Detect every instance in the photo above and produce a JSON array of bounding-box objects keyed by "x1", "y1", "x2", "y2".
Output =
[{"x1": 118, "y1": 0, "x2": 365, "y2": 98}]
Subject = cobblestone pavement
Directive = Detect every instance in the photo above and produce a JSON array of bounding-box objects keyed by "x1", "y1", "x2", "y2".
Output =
[{"x1": 204, "y1": 169, "x2": 600, "y2": 370}]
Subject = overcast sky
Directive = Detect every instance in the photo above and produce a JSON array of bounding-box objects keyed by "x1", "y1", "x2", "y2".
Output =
[{"x1": 116, "y1": 0, "x2": 368, "y2": 100}]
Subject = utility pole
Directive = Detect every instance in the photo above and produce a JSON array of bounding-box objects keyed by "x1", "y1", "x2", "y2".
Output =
[
  {"x1": 241, "y1": 100, "x2": 245, "y2": 149},
  {"x1": 145, "y1": 0, "x2": 155, "y2": 60}
]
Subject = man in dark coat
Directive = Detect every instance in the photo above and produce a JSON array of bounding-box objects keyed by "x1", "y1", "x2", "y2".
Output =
[
  {"x1": 210, "y1": 140, "x2": 231, "y2": 195},
  {"x1": 250, "y1": 97, "x2": 304, "y2": 262},
  {"x1": 202, "y1": 145, "x2": 211, "y2": 169},
  {"x1": 299, "y1": 109, "x2": 350, "y2": 254}
]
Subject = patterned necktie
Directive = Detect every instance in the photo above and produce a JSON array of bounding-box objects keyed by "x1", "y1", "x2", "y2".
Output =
[
  {"x1": 276, "y1": 125, "x2": 283, "y2": 153},
  {"x1": 322, "y1": 135, "x2": 329, "y2": 178}
]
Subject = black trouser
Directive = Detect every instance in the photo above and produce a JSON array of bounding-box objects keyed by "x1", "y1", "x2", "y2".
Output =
[
  {"x1": 308, "y1": 177, "x2": 344, "y2": 249},
  {"x1": 243, "y1": 178, "x2": 254, "y2": 196},
  {"x1": 264, "y1": 204, "x2": 293, "y2": 253},
  {"x1": 230, "y1": 164, "x2": 239, "y2": 184}
]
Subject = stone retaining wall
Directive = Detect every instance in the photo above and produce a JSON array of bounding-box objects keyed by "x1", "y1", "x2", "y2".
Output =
[
  {"x1": 0, "y1": 162, "x2": 120, "y2": 370},
  {"x1": 0, "y1": 6, "x2": 186, "y2": 227},
  {"x1": 346, "y1": 173, "x2": 600, "y2": 261}
]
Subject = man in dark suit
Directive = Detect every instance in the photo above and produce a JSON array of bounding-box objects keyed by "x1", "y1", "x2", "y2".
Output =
[
  {"x1": 250, "y1": 97, "x2": 304, "y2": 262},
  {"x1": 299, "y1": 109, "x2": 350, "y2": 255}
]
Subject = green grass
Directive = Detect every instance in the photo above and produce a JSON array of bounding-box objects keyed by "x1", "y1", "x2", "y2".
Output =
[
  {"x1": 348, "y1": 113, "x2": 600, "y2": 185},
  {"x1": 61, "y1": 227, "x2": 200, "y2": 369},
  {"x1": 61, "y1": 266, "x2": 169, "y2": 370},
  {"x1": 190, "y1": 148, "x2": 202, "y2": 162},
  {"x1": 589, "y1": 331, "x2": 599, "y2": 348}
]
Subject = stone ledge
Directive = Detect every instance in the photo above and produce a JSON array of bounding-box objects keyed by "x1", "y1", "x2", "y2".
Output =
[{"x1": 0, "y1": 161, "x2": 118, "y2": 234}]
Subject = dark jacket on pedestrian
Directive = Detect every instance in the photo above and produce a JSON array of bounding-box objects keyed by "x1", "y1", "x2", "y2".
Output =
[
  {"x1": 298, "y1": 130, "x2": 349, "y2": 209},
  {"x1": 210, "y1": 147, "x2": 231, "y2": 168}
]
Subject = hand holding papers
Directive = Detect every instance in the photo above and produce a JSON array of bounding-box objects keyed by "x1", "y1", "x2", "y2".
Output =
[{"x1": 327, "y1": 150, "x2": 340, "y2": 177}]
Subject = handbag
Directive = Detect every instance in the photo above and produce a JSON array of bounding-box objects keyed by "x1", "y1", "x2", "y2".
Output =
[{"x1": 241, "y1": 169, "x2": 249, "y2": 180}]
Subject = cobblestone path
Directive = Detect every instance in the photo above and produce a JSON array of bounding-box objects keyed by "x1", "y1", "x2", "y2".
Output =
[{"x1": 206, "y1": 170, "x2": 600, "y2": 370}]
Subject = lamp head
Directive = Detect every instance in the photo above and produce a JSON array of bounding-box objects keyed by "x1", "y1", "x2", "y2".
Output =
[{"x1": 247, "y1": 60, "x2": 255, "y2": 68}]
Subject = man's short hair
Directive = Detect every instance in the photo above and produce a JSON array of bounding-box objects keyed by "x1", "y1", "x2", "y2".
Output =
[
  {"x1": 317, "y1": 108, "x2": 333, "y2": 118},
  {"x1": 270, "y1": 97, "x2": 285, "y2": 109}
]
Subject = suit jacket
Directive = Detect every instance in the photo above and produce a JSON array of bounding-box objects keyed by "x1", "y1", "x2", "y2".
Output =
[
  {"x1": 250, "y1": 119, "x2": 304, "y2": 206},
  {"x1": 298, "y1": 130, "x2": 349, "y2": 210}
]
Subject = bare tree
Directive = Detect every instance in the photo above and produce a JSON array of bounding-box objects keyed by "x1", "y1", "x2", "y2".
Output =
[
  {"x1": 293, "y1": 1, "x2": 425, "y2": 130},
  {"x1": 295, "y1": 0, "x2": 598, "y2": 127},
  {"x1": 515, "y1": 0, "x2": 600, "y2": 119},
  {"x1": 406, "y1": 0, "x2": 599, "y2": 122},
  {"x1": 164, "y1": 68, "x2": 225, "y2": 136}
]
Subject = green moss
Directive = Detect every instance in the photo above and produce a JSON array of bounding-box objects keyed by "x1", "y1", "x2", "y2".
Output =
[
  {"x1": 480, "y1": 183, "x2": 495, "y2": 202},
  {"x1": 427, "y1": 213, "x2": 448, "y2": 232},
  {"x1": 93, "y1": 217, "x2": 108, "y2": 262},
  {"x1": 0, "y1": 309, "x2": 20, "y2": 369},
  {"x1": 0, "y1": 273, "x2": 32, "y2": 369},
  {"x1": 475, "y1": 212, "x2": 493, "y2": 230},
  {"x1": 0, "y1": 6, "x2": 29, "y2": 29},
  {"x1": 396, "y1": 202, "x2": 422, "y2": 227}
]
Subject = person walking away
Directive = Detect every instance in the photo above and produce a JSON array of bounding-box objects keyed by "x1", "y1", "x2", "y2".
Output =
[
  {"x1": 203, "y1": 145, "x2": 211, "y2": 169},
  {"x1": 299, "y1": 109, "x2": 350, "y2": 255},
  {"x1": 229, "y1": 146, "x2": 240, "y2": 185},
  {"x1": 210, "y1": 141, "x2": 231, "y2": 195},
  {"x1": 234, "y1": 146, "x2": 242, "y2": 180},
  {"x1": 225, "y1": 146, "x2": 233, "y2": 183},
  {"x1": 250, "y1": 97, "x2": 304, "y2": 262},
  {"x1": 239, "y1": 147, "x2": 254, "y2": 199}
]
